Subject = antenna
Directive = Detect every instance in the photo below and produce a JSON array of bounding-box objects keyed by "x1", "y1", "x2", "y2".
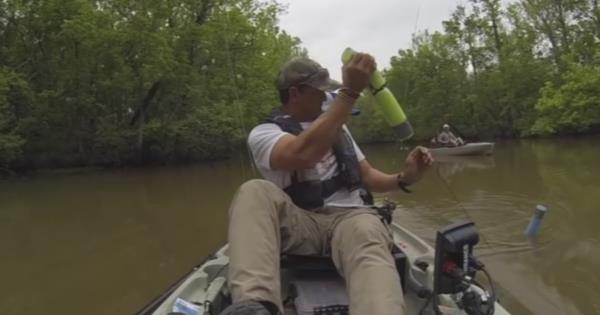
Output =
[{"x1": 413, "y1": 5, "x2": 420, "y2": 34}]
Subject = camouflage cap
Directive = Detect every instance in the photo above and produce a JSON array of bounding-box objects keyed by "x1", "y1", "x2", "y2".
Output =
[{"x1": 276, "y1": 57, "x2": 342, "y2": 91}]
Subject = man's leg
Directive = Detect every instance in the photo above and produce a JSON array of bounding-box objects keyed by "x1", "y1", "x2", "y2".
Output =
[
  {"x1": 330, "y1": 213, "x2": 405, "y2": 315},
  {"x1": 227, "y1": 179, "x2": 321, "y2": 313}
]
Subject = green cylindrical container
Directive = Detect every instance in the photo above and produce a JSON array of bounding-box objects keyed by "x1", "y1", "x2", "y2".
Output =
[{"x1": 341, "y1": 47, "x2": 413, "y2": 140}]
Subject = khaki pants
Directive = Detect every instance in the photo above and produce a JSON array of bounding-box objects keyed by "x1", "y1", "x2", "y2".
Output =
[{"x1": 227, "y1": 179, "x2": 405, "y2": 315}]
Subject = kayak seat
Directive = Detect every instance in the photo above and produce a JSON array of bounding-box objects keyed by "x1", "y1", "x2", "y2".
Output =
[
  {"x1": 281, "y1": 247, "x2": 409, "y2": 293},
  {"x1": 280, "y1": 251, "x2": 412, "y2": 315}
]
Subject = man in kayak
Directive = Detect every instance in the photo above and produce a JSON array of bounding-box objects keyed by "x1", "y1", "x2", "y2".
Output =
[
  {"x1": 436, "y1": 124, "x2": 464, "y2": 147},
  {"x1": 221, "y1": 55, "x2": 433, "y2": 315}
]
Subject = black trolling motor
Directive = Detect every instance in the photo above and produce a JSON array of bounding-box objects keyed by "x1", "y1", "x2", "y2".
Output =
[
  {"x1": 397, "y1": 221, "x2": 498, "y2": 315},
  {"x1": 423, "y1": 221, "x2": 497, "y2": 315}
]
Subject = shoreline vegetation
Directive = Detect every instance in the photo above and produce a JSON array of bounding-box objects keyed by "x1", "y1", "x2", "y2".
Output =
[
  {"x1": 3, "y1": 134, "x2": 598, "y2": 179},
  {"x1": 1, "y1": 0, "x2": 599, "y2": 174}
]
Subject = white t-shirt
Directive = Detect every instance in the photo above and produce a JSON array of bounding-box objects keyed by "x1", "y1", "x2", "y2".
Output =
[{"x1": 248, "y1": 121, "x2": 366, "y2": 207}]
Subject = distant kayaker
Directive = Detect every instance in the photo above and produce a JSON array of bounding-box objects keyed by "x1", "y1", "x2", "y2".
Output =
[
  {"x1": 436, "y1": 124, "x2": 464, "y2": 147},
  {"x1": 220, "y1": 56, "x2": 433, "y2": 315}
]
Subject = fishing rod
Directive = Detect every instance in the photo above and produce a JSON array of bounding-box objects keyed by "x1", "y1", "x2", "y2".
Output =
[{"x1": 223, "y1": 8, "x2": 256, "y2": 178}]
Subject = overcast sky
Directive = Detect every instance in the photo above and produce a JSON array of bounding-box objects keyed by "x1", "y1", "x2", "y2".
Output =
[{"x1": 277, "y1": 0, "x2": 467, "y2": 80}]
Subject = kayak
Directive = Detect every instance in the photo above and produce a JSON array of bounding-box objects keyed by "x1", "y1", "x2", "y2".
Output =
[
  {"x1": 434, "y1": 155, "x2": 496, "y2": 169},
  {"x1": 429, "y1": 142, "x2": 494, "y2": 156},
  {"x1": 137, "y1": 220, "x2": 511, "y2": 315}
]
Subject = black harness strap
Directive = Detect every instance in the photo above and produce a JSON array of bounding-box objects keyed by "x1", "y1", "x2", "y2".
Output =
[{"x1": 263, "y1": 108, "x2": 371, "y2": 209}]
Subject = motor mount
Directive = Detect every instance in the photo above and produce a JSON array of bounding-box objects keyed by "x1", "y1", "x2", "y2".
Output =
[{"x1": 432, "y1": 221, "x2": 495, "y2": 315}]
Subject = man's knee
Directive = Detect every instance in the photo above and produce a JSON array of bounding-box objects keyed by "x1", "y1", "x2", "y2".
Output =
[
  {"x1": 233, "y1": 179, "x2": 283, "y2": 206},
  {"x1": 344, "y1": 214, "x2": 390, "y2": 244},
  {"x1": 237, "y1": 179, "x2": 280, "y2": 196},
  {"x1": 229, "y1": 179, "x2": 284, "y2": 219}
]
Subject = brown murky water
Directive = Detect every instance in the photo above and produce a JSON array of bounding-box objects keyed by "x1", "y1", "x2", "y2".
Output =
[{"x1": 1, "y1": 137, "x2": 599, "y2": 315}]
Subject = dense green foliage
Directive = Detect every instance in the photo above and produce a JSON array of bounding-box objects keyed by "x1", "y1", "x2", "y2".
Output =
[
  {"x1": 352, "y1": 0, "x2": 600, "y2": 142},
  {"x1": 1, "y1": 0, "x2": 599, "y2": 171},
  {"x1": 0, "y1": 0, "x2": 302, "y2": 169}
]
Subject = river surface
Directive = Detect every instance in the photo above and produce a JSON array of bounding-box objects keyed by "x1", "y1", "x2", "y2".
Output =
[{"x1": 1, "y1": 137, "x2": 599, "y2": 315}]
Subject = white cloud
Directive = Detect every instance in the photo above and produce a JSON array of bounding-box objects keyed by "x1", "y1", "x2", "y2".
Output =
[{"x1": 277, "y1": 0, "x2": 467, "y2": 80}]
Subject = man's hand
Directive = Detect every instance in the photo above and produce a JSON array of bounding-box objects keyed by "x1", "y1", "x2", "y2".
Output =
[
  {"x1": 401, "y1": 146, "x2": 434, "y2": 184},
  {"x1": 342, "y1": 53, "x2": 376, "y2": 93}
]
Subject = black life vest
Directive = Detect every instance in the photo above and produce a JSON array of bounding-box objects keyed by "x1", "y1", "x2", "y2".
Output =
[{"x1": 263, "y1": 108, "x2": 372, "y2": 209}]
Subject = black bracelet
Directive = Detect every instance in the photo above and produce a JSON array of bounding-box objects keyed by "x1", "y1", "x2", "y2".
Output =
[
  {"x1": 338, "y1": 87, "x2": 361, "y2": 100},
  {"x1": 397, "y1": 174, "x2": 412, "y2": 193}
]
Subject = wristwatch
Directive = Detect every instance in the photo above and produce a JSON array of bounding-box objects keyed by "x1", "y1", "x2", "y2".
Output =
[
  {"x1": 396, "y1": 174, "x2": 412, "y2": 193},
  {"x1": 338, "y1": 87, "x2": 361, "y2": 100}
]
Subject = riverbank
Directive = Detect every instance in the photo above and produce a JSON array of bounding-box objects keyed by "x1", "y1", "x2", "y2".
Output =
[{"x1": 3, "y1": 133, "x2": 598, "y2": 178}]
